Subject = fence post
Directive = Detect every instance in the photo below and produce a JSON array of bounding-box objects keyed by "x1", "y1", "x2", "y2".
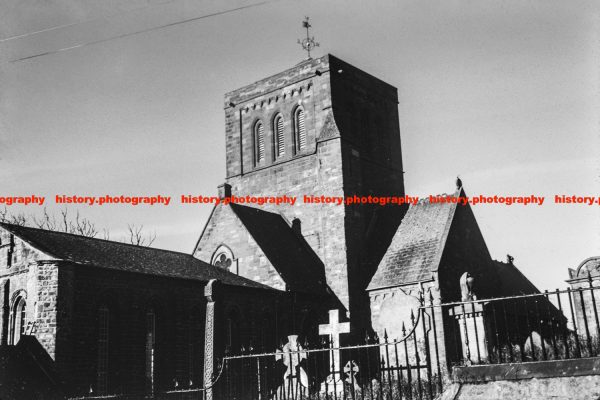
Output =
[{"x1": 203, "y1": 279, "x2": 220, "y2": 400}]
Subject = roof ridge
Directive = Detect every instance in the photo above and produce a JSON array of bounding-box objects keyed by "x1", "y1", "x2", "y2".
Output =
[
  {"x1": 0, "y1": 222, "x2": 274, "y2": 290},
  {"x1": 0, "y1": 222, "x2": 192, "y2": 258},
  {"x1": 414, "y1": 188, "x2": 462, "y2": 205}
]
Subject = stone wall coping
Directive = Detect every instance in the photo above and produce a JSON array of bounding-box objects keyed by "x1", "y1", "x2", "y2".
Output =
[{"x1": 453, "y1": 357, "x2": 600, "y2": 383}]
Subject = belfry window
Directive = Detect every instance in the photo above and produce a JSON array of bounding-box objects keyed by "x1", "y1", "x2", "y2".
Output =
[
  {"x1": 254, "y1": 121, "x2": 265, "y2": 165},
  {"x1": 97, "y1": 305, "x2": 109, "y2": 394},
  {"x1": 274, "y1": 114, "x2": 285, "y2": 158},
  {"x1": 294, "y1": 107, "x2": 306, "y2": 153}
]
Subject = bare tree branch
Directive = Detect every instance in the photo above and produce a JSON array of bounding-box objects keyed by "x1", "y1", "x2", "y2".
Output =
[
  {"x1": 0, "y1": 206, "x2": 28, "y2": 226},
  {"x1": 126, "y1": 224, "x2": 156, "y2": 247},
  {"x1": 33, "y1": 207, "x2": 56, "y2": 230},
  {"x1": 60, "y1": 209, "x2": 68, "y2": 233},
  {"x1": 69, "y1": 210, "x2": 98, "y2": 237},
  {"x1": 1, "y1": 208, "x2": 157, "y2": 246}
]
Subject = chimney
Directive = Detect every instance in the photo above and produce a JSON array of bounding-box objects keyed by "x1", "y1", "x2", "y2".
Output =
[
  {"x1": 291, "y1": 218, "x2": 302, "y2": 235},
  {"x1": 217, "y1": 183, "x2": 232, "y2": 199}
]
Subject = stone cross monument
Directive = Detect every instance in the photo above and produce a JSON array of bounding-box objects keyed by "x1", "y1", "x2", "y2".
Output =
[{"x1": 319, "y1": 309, "x2": 350, "y2": 391}]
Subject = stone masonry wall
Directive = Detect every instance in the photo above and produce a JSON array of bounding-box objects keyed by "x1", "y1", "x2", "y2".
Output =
[
  {"x1": 35, "y1": 262, "x2": 59, "y2": 359},
  {"x1": 62, "y1": 264, "x2": 207, "y2": 396},
  {"x1": 0, "y1": 227, "x2": 58, "y2": 359},
  {"x1": 369, "y1": 280, "x2": 448, "y2": 379},
  {"x1": 61, "y1": 265, "x2": 292, "y2": 397},
  {"x1": 194, "y1": 204, "x2": 287, "y2": 290},
  {"x1": 201, "y1": 55, "x2": 351, "y2": 310},
  {"x1": 197, "y1": 55, "x2": 406, "y2": 331},
  {"x1": 330, "y1": 56, "x2": 405, "y2": 332}
]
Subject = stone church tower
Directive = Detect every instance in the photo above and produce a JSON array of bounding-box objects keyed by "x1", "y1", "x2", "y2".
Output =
[{"x1": 195, "y1": 55, "x2": 405, "y2": 333}]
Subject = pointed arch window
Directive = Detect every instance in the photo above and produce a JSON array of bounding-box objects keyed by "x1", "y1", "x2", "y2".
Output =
[
  {"x1": 1, "y1": 280, "x2": 9, "y2": 346},
  {"x1": 188, "y1": 307, "x2": 204, "y2": 388},
  {"x1": 9, "y1": 295, "x2": 25, "y2": 345},
  {"x1": 253, "y1": 121, "x2": 265, "y2": 165},
  {"x1": 273, "y1": 114, "x2": 285, "y2": 158},
  {"x1": 97, "y1": 305, "x2": 109, "y2": 395},
  {"x1": 212, "y1": 245, "x2": 236, "y2": 275},
  {"x1": 6, "y1": 235, "x2": 14, "y2": 268},
  {"x1": 293, "y1": 107, "x2": 307, "y2": 153}
]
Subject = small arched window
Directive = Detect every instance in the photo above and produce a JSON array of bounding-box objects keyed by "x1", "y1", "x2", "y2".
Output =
[
  {"x1": 97, "y1": 305, "x2": 110, "y2": 395},
  {"x1": 211, "y1": 245, "x2": 236, "y2": 274},
  {"x1": 293, "y1": 107, "x2": 307, "y2": 153},
  {"x1": 253, "y1": 121, "x2": 265, "y2": 165},
  {"x1": 10, "y1": 295, "x2": 26, "y2": 345},
  {"x1": 145, "y1": 309, "x2": 156, "y2": 395},
  {"x1": 7, "y1": 235, "x2": 15, "y2": 268},
  {"x1": 273, "y1": 114, "x2": 285, "y2": 158},
  {"x1": 188, "y1": 307, "x2": 204, "y2": 387}
]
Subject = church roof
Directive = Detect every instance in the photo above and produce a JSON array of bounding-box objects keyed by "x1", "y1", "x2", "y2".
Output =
[
  {"x1": 493, "y1": 260, "x2": 542, "y2": 295},
  {"x1": 229, "y1": 204, "x2": 330, "y2": 295},
  {"x1": 367, "y1": 191, "x2": 459, "y2": 291},
  {"x1": 0, "y1": 222, "x2": 271, "y2": 290}
]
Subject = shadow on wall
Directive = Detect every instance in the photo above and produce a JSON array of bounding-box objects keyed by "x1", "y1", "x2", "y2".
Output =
[{"x1": 0, "y1": 335, "x2": 66, "y2": 400}]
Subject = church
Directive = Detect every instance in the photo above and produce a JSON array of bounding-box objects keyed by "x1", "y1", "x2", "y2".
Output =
[{"x1": 0, "y1": 54, "x2": 546, "y2": 398}]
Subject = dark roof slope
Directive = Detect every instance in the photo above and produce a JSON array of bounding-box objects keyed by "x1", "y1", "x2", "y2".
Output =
[
  {"x1": 0, "y1": 222, "x2": 270, "y2": 290},
  {"x1": 230, "y1": 204, "x2": 329, "y2": 295},
  {"x1": 367, "y1": 191, "x2": 459, "y2": 291},
  {"x1": 493, "y1": 260, "x2": 541, "y2": 296}
]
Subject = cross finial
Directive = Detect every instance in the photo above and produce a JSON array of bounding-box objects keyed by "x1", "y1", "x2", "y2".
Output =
[{"x1": 297, "y1": 17, "x2": 319, "y2": 59}]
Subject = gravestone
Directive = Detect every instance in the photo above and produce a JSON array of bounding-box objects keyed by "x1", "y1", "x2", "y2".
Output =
[
  {"x1": 523, "y1": 331, "x2": 553, "y2": 359},
  {"x1": 319, "y1": 309, "x2": 350, "y2": 394},
  {"x1": 377, "y1": 292, "x2": 421, "y2": 340},
  {"x1": 275, "y1": 335, "x2": 308, "y2": 398}
]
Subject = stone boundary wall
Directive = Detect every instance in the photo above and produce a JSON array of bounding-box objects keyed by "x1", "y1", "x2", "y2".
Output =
[
  {"x1": 443, "y1": 358, "x2": 600, "y2": 400},
  {"x1": 452, "y1": 357, "x2": 600, "y2": 382}
]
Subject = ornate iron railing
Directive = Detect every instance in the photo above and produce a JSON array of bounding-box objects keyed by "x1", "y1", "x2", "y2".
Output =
[
  {"x1": 68, "y1": 278, "x2": 600, "y2": 400},
  {"x1": 206, "y1": 302, "x2": 441, "y2": 400},
  {"x1": 431, "y1": 275, "x2": 600, "y2": 366}
]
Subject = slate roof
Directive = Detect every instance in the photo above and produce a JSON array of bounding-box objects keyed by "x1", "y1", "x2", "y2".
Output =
[
  {"x1": 0, "y1": 222, "x2": 271, "y2": 290},
  {"x1": 367, "y1": 191, "x2": 459, "y2": 291},
  {"x1": 493, "y1": 260, "x2": 541, "y2": 296},
  {"x1": 229, "y1": 204, "x2": 329, "y2": 295}
]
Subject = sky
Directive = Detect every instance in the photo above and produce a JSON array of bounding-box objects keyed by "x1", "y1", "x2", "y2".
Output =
[{"x1": 1, "y1": 0, "x2": 598, "y2": 290}]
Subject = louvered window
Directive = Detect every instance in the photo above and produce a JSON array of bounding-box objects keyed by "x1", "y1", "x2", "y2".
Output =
[
  {"x1": 294, "y1": 108, "x2": 306, "y2": 153},
  {"x1": 254, "y1": 121, "x2": 265, "y2": 165},
  {"x1": 274, "y1": 115, "x2": 285, "y2": 158}
]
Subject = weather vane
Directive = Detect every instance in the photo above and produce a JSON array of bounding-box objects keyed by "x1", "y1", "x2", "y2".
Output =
[{"x1": 297, "y1": 17, "x2": 319, "y2": 59}]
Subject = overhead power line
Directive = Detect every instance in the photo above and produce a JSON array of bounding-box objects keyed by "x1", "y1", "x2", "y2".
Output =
[
  {"x1": 0, "y1": 0, "x2": 179, "y2": 43},
  {"x1": 9, "y1": 0, "x2": 279, "y2": 63}
]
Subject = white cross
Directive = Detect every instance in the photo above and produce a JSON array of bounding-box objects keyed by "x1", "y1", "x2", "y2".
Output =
[{"x1": 319, "y1": 309, "x2": 350, "y2": 380}]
